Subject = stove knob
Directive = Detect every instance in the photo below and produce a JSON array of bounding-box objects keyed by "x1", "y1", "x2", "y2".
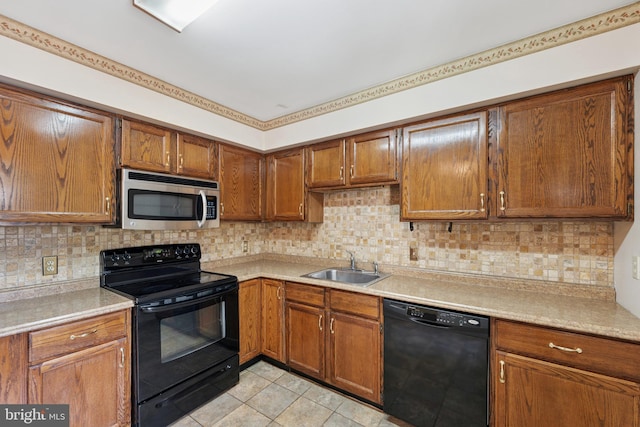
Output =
[
  {"x1": 123, "y1": 251, "x2": 131, "y2": 261},
  {"x1": 191, "y1": 246, "x2": 198, "y2": 254},
  {"x1": 183, "y1": 247, "x2": 190, "y2": 255},
  {"x1": 174, "y1": 247, "x2": 182, "y2": 257},
  {"x1": 111, "y1": 253, "x2": 120, "y2": 263}
]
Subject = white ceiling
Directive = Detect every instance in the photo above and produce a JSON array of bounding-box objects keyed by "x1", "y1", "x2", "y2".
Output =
[{"x1": 0, "y1": 0, "x2": 634, "y2": 122}]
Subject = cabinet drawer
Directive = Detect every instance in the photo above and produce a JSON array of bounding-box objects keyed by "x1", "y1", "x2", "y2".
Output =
[
  {"x1": 329, "y1": 290, "x2": 379, "y2": 319},
  {"x1": 29, "y1": 311, "x2": 129, "y2": 364},
  {"x1": 495, "y1": 319, "x2": 640, "y2": 381},
  {"x1": 286, "y1": 282, "x2": 325, "y2": 307}
]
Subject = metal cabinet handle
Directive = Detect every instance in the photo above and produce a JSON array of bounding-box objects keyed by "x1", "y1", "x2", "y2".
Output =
[
  {"x1": 339, "y1": 166, "x2": 344, "y2": 179},
  {"x1": 276, "y1": 286, "x2": 282, "y2": 300},
  {"x1": 549, "y1": 342, "x2": 583, "y2": 354},
  {"x1": 350, "y1": 165, "x2": 354, "y2": 178},
  {"x1": 480, "y1": 193, "x2": 485, "y2": 212},
  {"x1": 330, "y1": 318, "x2": 335, "y2": 334},
  {"x1": 298, "y1": 203, "x2": 303, "y2": 217},
  {"x1": 165, "y1": 151, "x2": 171, "y2": 167},
  {"x1": 220, "y1": 202, "x2": 225, "y2": 216},
  {"x1": 179, "y1": 154, "x2": 184, "y2": 169},
  {"x1": 499, "y1": 360, "x2": 505, "y2": 383},
  {"x1": 499, "y1": 191, "x2": 506, "y2": 211},
  {"x1": 70, "y1": 328, "x2": 98, "y2": 340},
  {"x1": 318, "y1": 314, "x2": 323, "y2": 331},
  {"x1": 105, "y1": 197, "x2": 111, "y2": 215},
  {"x1": 119, "y1": 347, "x2": 125, "y2": 368}
]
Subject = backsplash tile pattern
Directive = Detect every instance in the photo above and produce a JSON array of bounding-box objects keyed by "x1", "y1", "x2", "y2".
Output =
[{"x1": 0, "y1": 186, "x2": 613, "y2": 296}]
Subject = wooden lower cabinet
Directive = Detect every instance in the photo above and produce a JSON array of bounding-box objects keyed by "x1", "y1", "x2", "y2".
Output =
[
  {"x1": 261, "y1": 279, "x2": 286, "y2": 362},
  {"x1": 27, "y1": 310, "x2": 131, "y2": 427},
  {"x1": 285, "y1": 282, "x2": 382, "y2": 404},
  {"x1": 493, "y1": 319, "x2": 640, "y2": 427},
  {"x1": 0, "y1": 333, "x2": 27, "y2": 403},
  {"x1": 239, "y1": 279, "x2": 262, "y2": 364}
]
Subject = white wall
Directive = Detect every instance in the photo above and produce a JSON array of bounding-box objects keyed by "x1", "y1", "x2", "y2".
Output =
[
  {"x1": 264, "y1": 23, "x2": 640, "y2": 150},
  {"x1": 614, "y1": 68, "x2": 640, "y2": 318}
]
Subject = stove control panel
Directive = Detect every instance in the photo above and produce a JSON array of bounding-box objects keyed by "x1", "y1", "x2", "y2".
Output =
[{"x1": 101, "y1": 243, "x2": 201, "y2": 269}]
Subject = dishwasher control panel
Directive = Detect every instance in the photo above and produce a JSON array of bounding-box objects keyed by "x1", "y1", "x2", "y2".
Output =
[{"x1": 407, "y1": 305, "x2": 484, "y2": 328}]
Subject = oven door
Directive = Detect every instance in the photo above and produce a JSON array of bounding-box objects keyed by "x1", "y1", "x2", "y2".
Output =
[{"x1": 134, "y1": 287, "x2": 239, "y2": 403}]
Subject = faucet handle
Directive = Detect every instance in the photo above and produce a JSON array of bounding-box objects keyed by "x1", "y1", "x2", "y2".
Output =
[{"x1": 372, "y1": 261, "x2": 379, "y2": 275}]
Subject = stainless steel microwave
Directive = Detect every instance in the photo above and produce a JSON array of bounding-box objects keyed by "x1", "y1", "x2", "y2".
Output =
[{"x1": 112, "y1": 168, "x2": 220, "y2": 230}]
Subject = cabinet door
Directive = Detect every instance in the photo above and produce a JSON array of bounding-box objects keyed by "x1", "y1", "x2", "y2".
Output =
[
  {"x1": 306, "y1": 139, "x2": 346, "y2": 188},
  {"x1": 239, "y1": 279, "x2": 262, "y2": 365},
  {"x1": 28, "y1": 338, "x2": 130, "y2": 427},
  {"x1": 219, "y1": 144, "x2": 264, "y2": 220},
  {"x1": 496, "y1": 76, "x2": 632, "y2": 219},
  {"x1": 261, "y1": 279, "x2": 285, "y2": 362},
  {"x1": 494, "y1": 351, "x2": 640, "y2": 427},
  {"x1": 267, "y1": 149, "x2": 305, "y2": 220},
  {"x1": 120, "y1": 119, "x2": 173, "y2": 174},
  {"x1": 286, "y1": 302, "x2": 325, "y2": 379},
  {"x1": 328, "y1": 312, "x2": 381, "y2": 404},
  {"x1": 348, "y1": 129, "x2": 398, "y2": 186},
  {"x1": 402, "y1": 112, "x2": 488, "y2": 220},
  {"x1": 176, "y1": 133, "x2": 217, "y2": 179},
  {"x1": 0, "y1": 334, "x2": 27, "y2": 403},
  {"x1": 0, "y1": 85, "x2": 115, "y2": 224}
]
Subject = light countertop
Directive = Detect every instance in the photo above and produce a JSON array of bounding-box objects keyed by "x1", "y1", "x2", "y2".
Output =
[{"x1": 1, "y1": 257, "x2": 639, "y2": 343}]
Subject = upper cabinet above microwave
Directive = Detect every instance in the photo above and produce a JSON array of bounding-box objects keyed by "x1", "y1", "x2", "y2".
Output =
[
  {"x1": 118, "y1": 119, "x2": 218, "y2": 180},
  {"x1": 0, "y1": 84, "x2": 115, "y2": 224}
]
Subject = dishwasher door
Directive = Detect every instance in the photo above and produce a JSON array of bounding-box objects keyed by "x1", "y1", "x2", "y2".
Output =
[{"x1": 383, "y1": 299, "x2": 489, "y2": 427}]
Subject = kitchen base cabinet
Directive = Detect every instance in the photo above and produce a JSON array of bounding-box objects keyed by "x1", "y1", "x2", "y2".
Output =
[
  {"x1": 285, "y1": 282, "x2": 382, "y2": 404},
  {"x1": 493, "y1": 319, "x2": 640, "y2": 427},
  {"x1": 261, "y1": 279, "x2": 286, "y2": 363},
  {"x1": 239, "y1": 279, "x2": 262, "y2": 364},
  {"x1": 27, "y1": 310, "x2": 131, "y2": 427},
  {"x1": 0, "y1": 333, "x2": 27, "y2": 403}
]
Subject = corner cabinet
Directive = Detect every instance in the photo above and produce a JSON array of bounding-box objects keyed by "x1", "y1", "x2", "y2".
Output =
[
  {"x1": 119, "y1": 119, "x2": 217, "y2": 180},
  {"x1": 0, "y1": 84, "x2": 115, "y2": 224},
  {"x1": 401, "y1": 112, "x2": 489, "y2": 220},
  {"x1": 266, "y1": 148, "x2": 323, "y2": 222},
  {"x1": 219, "y1": 144, "x2": 264, "y2": 221},
  {"x1": 306, "y1": 129, "x2": 399, "y2": 190},
  {"x1": 493, "y1": 319, "x2": 640, "y2": 427},
  {"x1": 285, "y1": 282, "x2": 382, "y2": 404},
  {"x1": 494, "y1": 76, "x2": 634, "y2": 219}
]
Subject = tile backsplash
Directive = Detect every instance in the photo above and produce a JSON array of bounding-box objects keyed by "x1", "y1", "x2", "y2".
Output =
[{"x1": 0, "y1": 186, "x2": 613, "y2": 295}]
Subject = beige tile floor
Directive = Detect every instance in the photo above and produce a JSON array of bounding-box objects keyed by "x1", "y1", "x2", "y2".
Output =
[{"x1": 170, "y1": 361, "x2": 409, "y2": 427}]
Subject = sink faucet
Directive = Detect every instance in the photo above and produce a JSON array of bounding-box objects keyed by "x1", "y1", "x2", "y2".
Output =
[
  {"x1": 346, "y1": 251, "x2": 356, "y2": 270},
  {"x1": 372, "y1": 261, "x2": 379, "y2": 275}
]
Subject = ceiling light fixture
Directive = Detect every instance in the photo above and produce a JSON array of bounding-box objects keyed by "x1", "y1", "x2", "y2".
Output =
[{"x1": 133, "y1": 0, "x2": 219, "y2": 32}]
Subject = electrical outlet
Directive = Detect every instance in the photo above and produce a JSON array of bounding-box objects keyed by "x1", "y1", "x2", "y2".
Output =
[
  {"x1": 409, "y1": 246, "x2": 418, "y2": 261},
  {"x1": 241, "y1": 241, "x2": 249, "y2": 253},
  {"x1": 42, "y1": 256, "x2": 58, "y2": 276}
]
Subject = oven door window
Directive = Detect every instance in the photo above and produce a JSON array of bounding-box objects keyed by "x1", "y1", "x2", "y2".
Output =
[
  {"x1": 161, "y1": 301, "x2": 225, "y2": 363},
  {"x1": 129, "y1": 189, "x2": 202, "y2": 220}
]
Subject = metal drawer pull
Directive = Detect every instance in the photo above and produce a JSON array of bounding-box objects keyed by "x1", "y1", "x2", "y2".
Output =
[
  {"x1": 330, "y1": 318, "x2": 335, "y2": 334},
  {"x1": 549, "y1": 342, "x2": 583, "y2": 354},
  {"x1": 480, "y1": 193, "x2": 485, "y2": 212},
  {"x1": 120, "y1": 347, "x2": 125, "y2": 368},
  {"x1": 499, "y1": 191, "x2": 506, "y2": 211},
  {"x1": 339, "y1": 166, "x2": 344, "y2": 179},
  {"x1": 70, "y1": 328, "x2": 98, "y2": 340},
  {"x1": 318, "y1": 314, "x2": 323, "y2": 331},
  {"x1": 499, "y1": 360, "x2": 505, "y2": 384}
]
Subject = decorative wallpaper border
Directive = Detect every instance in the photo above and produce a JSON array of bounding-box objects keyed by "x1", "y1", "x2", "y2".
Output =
[{"x1": 1, "y1": 2, "x2": 639, "y2": 130}]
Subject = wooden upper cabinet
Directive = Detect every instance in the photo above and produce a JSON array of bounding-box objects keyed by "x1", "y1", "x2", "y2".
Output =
[
  {"x1": 0, "y1": 84, "x2": 115, "y2": 224},
  {"x1": 266, "y1": 148, "x2": 323, "y2": 222},
  {"x1": 307, "y1": 139, "x2": 346, "y2": 188},
  {"x1": 120, "y1": 119, "x2": 217, "y2": 179},
  {"x1": 401, "y1": 112, "x2": 489, "y2": 220},
  {"x1": 219, "y1": 144, "x2": 264, "y2": 220},
  {"x1": 176, "y1": 133, "x2": 218, "y2": 179},
  {"x1": 495, "y1": 76, "x2": 633, "y2": 219},
  {"x1": 306, "y1": 129, "x2": 399, "y2": 190},
  {"x1": 120, "y1": 119, "x2": 173, "y2": 174},
  {"x1": 348, "y1": 129, "x2": 398, "y2": 185}
]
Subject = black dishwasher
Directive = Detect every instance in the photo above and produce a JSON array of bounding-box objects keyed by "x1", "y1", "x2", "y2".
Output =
[{"x1": 383, "y1": 299, "x2": 489, "y2": 427}]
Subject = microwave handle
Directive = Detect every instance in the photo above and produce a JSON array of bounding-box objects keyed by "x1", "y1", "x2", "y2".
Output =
[{"x1": 197, "y1": 190, "x2": 207, "y2": 228}]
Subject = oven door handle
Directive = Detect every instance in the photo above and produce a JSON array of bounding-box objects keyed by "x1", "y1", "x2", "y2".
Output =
[{"x1": 140, "y1": 293, "x2": 222, "y2": 313}]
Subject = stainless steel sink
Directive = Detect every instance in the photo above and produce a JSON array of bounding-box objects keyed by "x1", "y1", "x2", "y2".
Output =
[{"x1": 302, "y1": 268, "x2": 390, "y2": 287}]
